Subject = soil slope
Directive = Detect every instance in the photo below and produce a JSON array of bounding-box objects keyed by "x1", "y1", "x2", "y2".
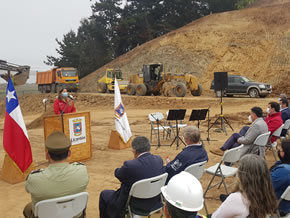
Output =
[{"x1": 80, "y1": 0, "x2": 290, "y2": 95}]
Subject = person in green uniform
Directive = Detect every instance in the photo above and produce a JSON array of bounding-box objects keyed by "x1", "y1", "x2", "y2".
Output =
[{"x1": 23, "y1": 131, "x2": 89, "y2": 218}]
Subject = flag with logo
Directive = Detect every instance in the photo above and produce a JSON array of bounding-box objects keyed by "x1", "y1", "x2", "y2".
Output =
[
  {"x1": 3, "y1": 77, "x2": 32, "y2": 172},
  {"x1": 114, "y1": 78, "x2": 132, "y2": 143}
]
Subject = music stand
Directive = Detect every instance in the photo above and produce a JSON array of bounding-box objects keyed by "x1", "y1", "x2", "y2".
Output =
[
  {"x1": 167, "y1": 109, "x2": 186, "y2": 149},
  {"x1": 189, "y1": 109, "x2": 208, "y2": 128}
]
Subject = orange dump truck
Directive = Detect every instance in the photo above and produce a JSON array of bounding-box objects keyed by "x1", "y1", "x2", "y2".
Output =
[{"x1": 36, "y1": 67, "x2": 79, "y2": 93}]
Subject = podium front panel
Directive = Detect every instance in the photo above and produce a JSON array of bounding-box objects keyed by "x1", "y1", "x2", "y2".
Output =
[{"x1": 44, "y1": 112, "x2": 92, "y2": 162}]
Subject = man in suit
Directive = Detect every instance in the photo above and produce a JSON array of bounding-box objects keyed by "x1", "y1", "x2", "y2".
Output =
[
  {"x1": 210, "y1": 107, "x2": 268, "y2": 156},
  {"x1": 164, "y1": 126, "x2": 208, "y2": 184},
  {"x1": 99, "y1": 136, "x2": 164, "y2": 218},
  {"x1": 280, "y1": 98, "x2": 290, "y2": 136}
]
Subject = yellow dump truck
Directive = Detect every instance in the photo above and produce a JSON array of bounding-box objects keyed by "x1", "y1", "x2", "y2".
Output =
[
  {"x1": 36, "y1": 67, "x2": 79, "y2": 93},
  {"x1": 126, "y1": 63, "x2": 202, "y2": 97},
  {"x1": 97, "y1": 68, "x2": 127, "y2": 93}
]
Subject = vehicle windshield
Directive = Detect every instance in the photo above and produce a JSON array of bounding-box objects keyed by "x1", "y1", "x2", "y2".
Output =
[
  {"x1": 241, "y1": 76, "x2": 252, "y2": 82},
  {"x1": 113, "y1": 71, "x2": 122, "y2": 79},
  {"x1": 62, "y1": 70, "x2": 77, "y2": 77}
]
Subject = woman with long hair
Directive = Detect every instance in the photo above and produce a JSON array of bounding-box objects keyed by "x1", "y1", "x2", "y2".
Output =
[
  {"x1": 212, "y1": 154, "x2": 278, "y2": 218},
  {"x1": 53, "y1": 88, "x2": 76, "y2": 115}
]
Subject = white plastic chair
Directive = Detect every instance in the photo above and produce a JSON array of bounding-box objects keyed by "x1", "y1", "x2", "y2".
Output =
[
  {"x1": 126, "y1": 173, "x2": 168, "y2": 218},
  {"x1": 267, "y1": 125, "x2": 284, "y2": 161},
  {"x1": 204, "y1": 145, "x2": 244, "y2": 196},
  {"x1": 184, "y1": 160, "x2": 207, "y2": 180},
  {"x1": 148, "y1": 112, "x2": 172, "y2": 142},
  {"x1": 281, "y1": 119, "x2": 290, "y2": 140},
  {"x1": 34, "y1": 192, "x2": 88, "y2": 218},
  {"x1": 247, "y1": 131, "x2": 271, "y2": 157}
]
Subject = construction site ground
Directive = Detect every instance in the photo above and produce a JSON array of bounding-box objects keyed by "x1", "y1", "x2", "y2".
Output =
[{"x1": 0, "y1": 92, "x2": 279, "y2": 217}]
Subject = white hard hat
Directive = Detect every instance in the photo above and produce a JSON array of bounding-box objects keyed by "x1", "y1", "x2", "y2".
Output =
[{"x1": 161, "y1": 171, "x2": 204, "y2": 212}]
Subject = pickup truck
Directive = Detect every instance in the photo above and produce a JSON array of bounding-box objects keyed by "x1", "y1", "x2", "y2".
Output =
[{"x1": 210, "y1": 75, "x2": 272, "y2": 98}]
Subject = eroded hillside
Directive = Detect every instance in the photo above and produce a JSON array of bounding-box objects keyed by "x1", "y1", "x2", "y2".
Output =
[{"x1": 80, "y1": 0, "x2": 290, "y2": 95}]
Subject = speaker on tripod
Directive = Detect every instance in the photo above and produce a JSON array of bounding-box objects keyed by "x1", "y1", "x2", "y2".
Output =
[{"x1": 208, "y1": 72, "x2": 233, "y2": 135}]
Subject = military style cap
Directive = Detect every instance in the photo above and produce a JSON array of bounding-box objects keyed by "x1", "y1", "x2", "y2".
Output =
[{"x1": 45, "y1": 131, "x2": 71, "y2": 153}]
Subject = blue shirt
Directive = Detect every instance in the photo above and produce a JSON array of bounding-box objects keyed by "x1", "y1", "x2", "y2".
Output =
[
  {"x1": 271, "y1": 161, "x2": 290, "y2": 214},
  {"x1": 281, "y1": 107, "x2": 290, "y2": 123},
  {"x1": 164, "y1": 144, "x2": 208, "y2": 184}
]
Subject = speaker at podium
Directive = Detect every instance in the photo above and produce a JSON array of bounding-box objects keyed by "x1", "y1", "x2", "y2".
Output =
[{"x1": 43, "y1": 112, "x2": 92, "y2": 162}]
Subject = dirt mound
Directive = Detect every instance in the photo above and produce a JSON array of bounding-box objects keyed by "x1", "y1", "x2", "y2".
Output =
[
  {"x1": 80, "y1": 0, "x2": 290, "y2": 97},
  {"x1": 26, "y1": 112, "x2": 54, "y2": 129}
]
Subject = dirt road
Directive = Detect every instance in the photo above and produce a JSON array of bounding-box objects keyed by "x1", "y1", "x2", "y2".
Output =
[{"x1": 0, "y1": 93, "x2": 279, "y2": 217}]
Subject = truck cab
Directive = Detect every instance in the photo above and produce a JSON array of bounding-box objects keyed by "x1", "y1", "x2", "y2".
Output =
[
  {"x1": 55, "y1": 67, "x2": 79, "y2": 92},
  {"x1": 97, "y1": 68, "x2": 127, "y2": 93}
]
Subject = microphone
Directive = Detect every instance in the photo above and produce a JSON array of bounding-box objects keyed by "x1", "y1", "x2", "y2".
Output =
[{"x1": 69, "y1": 95, "x2": 74, "y2": 100}]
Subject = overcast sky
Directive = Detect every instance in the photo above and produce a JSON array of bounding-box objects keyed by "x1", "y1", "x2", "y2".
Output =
[{"x1": 0, "y1": 0, "x2": 92, "y2": 72}]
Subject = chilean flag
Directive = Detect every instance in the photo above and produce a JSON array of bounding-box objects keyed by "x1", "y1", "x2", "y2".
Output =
[{"x1": 3, "y1": 77, "x2": 32, "y2": 172}]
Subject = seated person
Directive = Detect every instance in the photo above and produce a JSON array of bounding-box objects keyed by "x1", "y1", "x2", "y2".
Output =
[
  {"x1": 270, "y1": 139, "x2": 290, "y2": 216},
  {"x1": 265, "y1": 102, "x2": 283, "y2": 143},
  {"x1": 280, "y1": 98, "x2": 290, "y2": 136},
  {"x1": 210, "y1": 107, "x2": 268, "y2": 156},
  {"x1": 164, "y1": 126, "x2": 208, "y2": 184},
  {"x1": 99, "y1": 136, "x2": 164, "y2": 218},
  {"x1": 161, "y1": 171, "x2": 205, "y2": 218},
  {"x1": 23, "y1": 131, "x2": 89, "y2": 218},
  {"x1": 211, "y1": 154, "x2": 277, "y2": 218}
]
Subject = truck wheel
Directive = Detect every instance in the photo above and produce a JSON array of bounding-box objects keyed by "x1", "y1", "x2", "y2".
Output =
[
  {"x1": 127, "y1": 84, "x2": 136, "y2": 95},
  {"x1": 174, "y1": 82, "x2": 187, "y2": 97},
  {"x1": 191, "y1": 84, "x2": 203, "y2": 96},
  {"x1": 136, "y1": 84, "x2": 147, "y2": 96},
  {"x1": 248, "y1": 88, "x2": 259, "y2": 98},
  {"x1": 97, "y1": 82, "x2": 107, "y2": 93}
]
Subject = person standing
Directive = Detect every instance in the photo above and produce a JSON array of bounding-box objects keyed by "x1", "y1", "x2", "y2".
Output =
[
  {"x1": 23, "y1": 131, "x2": 89, "y2": 218},
  {"x1": 53, "y1": 88, "x2": 76, "y2": 115}
]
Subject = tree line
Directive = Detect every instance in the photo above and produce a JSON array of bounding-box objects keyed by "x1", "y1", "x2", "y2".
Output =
[{"x1": 45, "y1": 0, "x2": 255, "y2": 78}]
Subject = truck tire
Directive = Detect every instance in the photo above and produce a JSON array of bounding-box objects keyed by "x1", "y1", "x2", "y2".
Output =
[
  {"x1": 174, "y1": 82, "x2": 187, "y2": 97},
  {"x1": 97, "y1": 82, "x2": 107, "y2": 93},
  {"x1": 248, "y1": 88, "x2": 259, "y2": 98},
  {"x1": 191, "y1": 84, "x2": 203, "y2": 96},
  {"x1": 136, "y1": 84, "x2": 147, "y2": 96},
  {"x1": 127, "y1": 84, "x2": 136, "y2": 95}
]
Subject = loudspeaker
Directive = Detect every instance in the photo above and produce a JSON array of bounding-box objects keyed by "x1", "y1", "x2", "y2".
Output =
[{"x1": 214, "y1": 72, "x2": 228, "y2": 91}]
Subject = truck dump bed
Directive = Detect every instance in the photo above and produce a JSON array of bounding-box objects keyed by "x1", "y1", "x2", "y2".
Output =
[{"x1": 36, "y1": 69, "x2": 56, "y2": 85}]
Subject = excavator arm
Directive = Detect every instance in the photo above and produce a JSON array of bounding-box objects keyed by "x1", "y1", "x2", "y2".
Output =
[{"x1": 0, "y1": 59, "x2": 30, "y2": 85}]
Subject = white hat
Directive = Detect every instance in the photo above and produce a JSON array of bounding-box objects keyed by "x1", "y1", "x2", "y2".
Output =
[{"x1": 161, "y1": 171, "x2": 204, "y2": 212}]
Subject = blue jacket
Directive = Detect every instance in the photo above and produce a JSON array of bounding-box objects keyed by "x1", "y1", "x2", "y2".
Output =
[
  {"x1": 164, "y1": 144, "x2": 208, "y2": 184},
  {"x1": 271, "y1": 161, "x2": 290, "y2": 214},
  {"x1": 106, "y1": 152, "x2": 164, "y2": 218},
  {"x1": 281, "y1": 108, "x2": 290, "y2": 123}
]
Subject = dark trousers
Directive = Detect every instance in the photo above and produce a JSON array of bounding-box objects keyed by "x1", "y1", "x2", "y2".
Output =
[
  {"x1": 99, "y1": 190, "x2": 116, "y2": 218},
  {"x1": 220, "y1": 126, "x2": 249, "y2": 151}
]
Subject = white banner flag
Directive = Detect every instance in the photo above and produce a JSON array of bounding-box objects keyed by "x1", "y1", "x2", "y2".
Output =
[{"x1": 114, "y1": 78, "x2": 132, "y2": 143}]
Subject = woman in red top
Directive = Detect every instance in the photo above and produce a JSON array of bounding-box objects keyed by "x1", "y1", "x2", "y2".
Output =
[{"x1": 53, "y1": 88, "x2": 76, "y2": 115}]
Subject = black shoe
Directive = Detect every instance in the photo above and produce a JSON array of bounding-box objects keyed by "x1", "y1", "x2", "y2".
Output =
[{"x1": 219, "y1": 194, "x2": 229, "y2": 202}]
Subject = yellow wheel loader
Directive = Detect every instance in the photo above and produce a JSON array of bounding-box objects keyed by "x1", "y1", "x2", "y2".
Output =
[
  {"x1": 97, "y1": 68, "x2": 127, "y2": 93},
  {"x1": 127, "y1": 63, "x2": 202, "y2": 97}
]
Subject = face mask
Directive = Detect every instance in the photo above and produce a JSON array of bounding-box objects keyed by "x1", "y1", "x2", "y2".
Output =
[
  {"x1": 62, "y1": 92, "x2": 68, "y2": 98},
  {"x1": 266, "y1": 108, "x2": 270, "y2": 114},
  {"x1": 248, "y1": 115, "x2": 252, "y2": 123}
]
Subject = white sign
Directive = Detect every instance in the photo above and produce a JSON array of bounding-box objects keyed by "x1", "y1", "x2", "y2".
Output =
[{"x1": 69, "y1": 116, "x2": 86, "y2": 145}]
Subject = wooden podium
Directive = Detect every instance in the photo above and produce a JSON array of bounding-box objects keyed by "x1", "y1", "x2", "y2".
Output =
[{"x1": 43, "y1": 112, "x2": 92, "y2": 162}]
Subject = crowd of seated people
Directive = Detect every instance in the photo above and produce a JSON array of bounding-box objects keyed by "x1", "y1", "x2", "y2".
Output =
[{"x1": 23, "y1": 96, "x2": 290, "y2": 218}]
